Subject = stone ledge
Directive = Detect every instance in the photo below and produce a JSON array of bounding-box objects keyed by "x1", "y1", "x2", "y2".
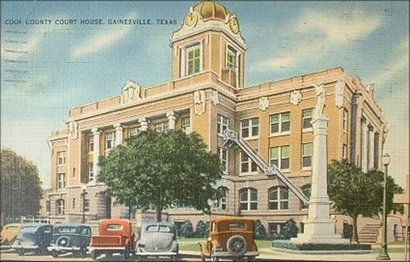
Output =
[{"x1": 272, "y1": 240, "x2": 371, "y2": 254}]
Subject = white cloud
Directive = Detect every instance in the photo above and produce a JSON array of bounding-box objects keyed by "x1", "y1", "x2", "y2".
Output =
[
  {"x1": 256, "y1": 8, "x2": 382, "y2": 71},
  {"x1": 70, "y1": 12, "x2": 137, "y2": 59}
]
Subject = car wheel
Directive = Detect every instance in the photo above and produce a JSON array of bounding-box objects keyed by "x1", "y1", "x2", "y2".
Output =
[
  {"x1": 17, "y1": 248, "x2": 25, "y2": 256},
  {"x1": 51, "y1": 250, "x2": 59, "y2": 258},
  {"x1": 226, "y1": 235, "x2": 247, "y2": 256}
]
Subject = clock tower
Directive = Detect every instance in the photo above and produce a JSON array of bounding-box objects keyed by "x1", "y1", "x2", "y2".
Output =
[{"x1": 171, "y1": 0, "x2": 247, "y2": 89}]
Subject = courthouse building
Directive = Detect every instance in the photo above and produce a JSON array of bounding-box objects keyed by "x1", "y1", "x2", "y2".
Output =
[{"x1": 45, "y1": 1, "x2": 387, "y2": 235}]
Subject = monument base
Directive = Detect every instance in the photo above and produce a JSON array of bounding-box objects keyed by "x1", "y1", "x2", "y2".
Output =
[{"x1": 290, "y1": 219, "x2": 349, "y2": 245}]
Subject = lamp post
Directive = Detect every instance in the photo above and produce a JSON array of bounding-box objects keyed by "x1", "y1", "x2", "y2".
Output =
[
  {"x1": 377, "y1": 153, "x2": 390, "y2": 261},
  {"x1": 81, "y1": 185, "x2": 88, "y2": 223}
]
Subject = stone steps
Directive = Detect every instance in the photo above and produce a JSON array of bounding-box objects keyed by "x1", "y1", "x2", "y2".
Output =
[{"x1": 358, "y1": 222, "x2": 381, "y2": 243}]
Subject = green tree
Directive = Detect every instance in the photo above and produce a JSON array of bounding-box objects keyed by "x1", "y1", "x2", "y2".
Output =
[
  {"x1": 0, "y1": 148, "x2": 43, "y2": 224},
  {"x1": 98, "y1": 130, "x2": 223, "y2": 222},
  {"x1": 328, "y1": 160, "x2": 403, "y2": 243}
]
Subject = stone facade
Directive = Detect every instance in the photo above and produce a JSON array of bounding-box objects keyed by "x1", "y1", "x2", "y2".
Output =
[{"x1": 44, "y1": 1, "x2": 387, "y2": 237}]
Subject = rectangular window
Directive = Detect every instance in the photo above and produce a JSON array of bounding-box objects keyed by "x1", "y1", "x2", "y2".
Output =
[
  {"x1": 72, "y1": 198, "x2": 76, "y2": 209},
  {"x1": 84, "y1": 199, "x2": 90, "y2": 212},
  {"x1": 270, "y1": 146, "x2": 290, "y2": 170},
  {"x1": 302, "y1": 108, "x2": 313, "y2": 130},
  {"x1": 241, "y1": 152, "x2": 258, "y2": 174},
  {"x1": 88, "y1": 163, "x2": 94, "y2": 182},
  {"x1": 187, "y1": 44, "x2": 201, "y2": 75},
  {"x1": 129, "y1": 127, "x2": 139, "y2": 137},
  {"x1": 241, "y1": 117, "x2": 259, "y2": 139},
  {"x1": 342, "y1": 144, "x2": 348, "y2": 159},
  {"x1": 270, "y1": 112, "x2": 291, "y2": 134},
  {"x1": 57, "y1": 152, "x2": 66, "y2": 165},
  {"x1": 106, "y1": 132, "x2": 115, "y2": 150},
  {"x1": 217, "y1": 115, "x2": 229, "y2": 136},
  {"x1": 227, "y1": 45, "x2": 237, "y2": 70},
  {"x1": 88, "y1": 136, "x2": 94, "y2": 152},
  {"x1": 181, "y1": 117, "x2": 191, "y2": 133},
  {"x1": 46, "y1": 201, "x2": 51, "y2": 213},
  {"x1": 343, "y1": 109, "x2": 349, "y2": 132},
  {"x1": 155, "y1": 121, "x2": 169, "y2": 132},
  {"x1": 218, "y1": 147, "x2": 228, "y2": 174},
  {"x1": 302, "y1": 143, "x2": 313, "y2": 168},
  {"x1": 57, "y1": 173, "x2": 66, "y2": 189}
]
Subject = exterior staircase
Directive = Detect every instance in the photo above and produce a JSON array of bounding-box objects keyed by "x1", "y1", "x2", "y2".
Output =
[
  {"x1": 358, "y1": 222, "x2": 381, "y2": 243},
  {"x1": 222, "y1": 130, "x2": 309, "y2": 205}
]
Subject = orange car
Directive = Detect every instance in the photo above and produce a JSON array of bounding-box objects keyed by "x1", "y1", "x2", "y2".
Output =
[
  {"x1": 0, "y1": 223, "x2": 22, "y2": 246},
  {"x1": 199, "y1": 217, "x2": 259, "y2": 262}
]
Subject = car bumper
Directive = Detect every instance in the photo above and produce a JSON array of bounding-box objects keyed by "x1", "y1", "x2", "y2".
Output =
[
  {"x1": 135, "y1": 251, "x2": 178, "y2": 256},
  {"x1": 48, "y1": 245, "x2": 83, "y2": 252},
  {"x1": 213, "y1": 251, "x2": 259, "y2": 258},
  {"x1": 11, "y1": 244, "x2": 38, "y2": 250},
  {"x1": 88, "y1": 246, "x2": 127, "y2": 252}
]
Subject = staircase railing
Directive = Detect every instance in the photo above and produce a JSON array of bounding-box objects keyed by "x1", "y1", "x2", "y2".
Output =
[{"x1": 222, "y1": 129, "x2": 309, "y2": 206}]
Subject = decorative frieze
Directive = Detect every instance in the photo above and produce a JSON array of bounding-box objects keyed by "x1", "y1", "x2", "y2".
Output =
[
  {"x1": 258, "y1": 96, "x2": 269, "y2": 111},
  {"x1": 121, "y1": 80, "x2": 142, "y2": 104},
  {"x1": 290, "y1": 90, "x2": 303, "y2": 106},
  {"x1": 69, "y1": 121, "x2": 79, "y2": 140},
  {"x1": 193, "y1": 90, "x2": 206, "y2": 115}
]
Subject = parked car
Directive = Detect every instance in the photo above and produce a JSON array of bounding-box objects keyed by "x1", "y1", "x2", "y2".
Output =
[
  {"x1": 0, "y1": 223, "x2": 22, "y2": 246},
  {"x1": 47, "y1": 223, "x2": 91, "y2": 258},
  {"x1": 11, "y1": 223, "x2": 53, "y2": 255},
  {"x1": 199, "y1": 217, "x2": 259, "y2": 262},
  {"x1": 135, "y1": 222, "x2": 179, "y2": 261},
  {"x1": 89, "y1": 219, "x2": 135, "y2": 260}
]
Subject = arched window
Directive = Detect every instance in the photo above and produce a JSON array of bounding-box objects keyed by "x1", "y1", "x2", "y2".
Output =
[
  {"x1": 239, "y1": 188, "x2": 258, "y2": 211},
  {"x1": 56, "y1": 199, "x2": 65, "y2": 215},
  {"x1": 301, "y1": 184, "x2": 311, "y2": 209},
  {"x1": 268, "y1": 187, "x2": 289, "y2": 210}
]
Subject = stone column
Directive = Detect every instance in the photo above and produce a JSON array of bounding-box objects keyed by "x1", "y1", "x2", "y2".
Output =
[
  {"x1": 114, "y1": 123, "x2": 123, "y2": 146},
  {"x1": 167, "y1": 112, "x2": 176, "y2": 130},
  {"x1": 291, "y1": 115, "x2": 348, "y2": 244},
  {"x1": 368, "y1": 125, "x2": 374, "y2": 170},
  {"x1": 140, "y1": 118, "x2": 148, "y2": 131},
  {"x1": 361, "y1": 119, "x2": 368, "y2": 172},
  {"x1": 91, "y1": 128, "x2": 101, "y2": 184}
]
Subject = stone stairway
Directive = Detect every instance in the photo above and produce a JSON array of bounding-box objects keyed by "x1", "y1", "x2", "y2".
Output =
[{"x1": 358, "y1": 222, "x2": 381, "y2": 243}]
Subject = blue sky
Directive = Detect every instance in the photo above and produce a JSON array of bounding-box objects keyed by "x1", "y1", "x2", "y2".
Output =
[{"x1": 1, "y1": 1, "x2": 408, "y2": 189}]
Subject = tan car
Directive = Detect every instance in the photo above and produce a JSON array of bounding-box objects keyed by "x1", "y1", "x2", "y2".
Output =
[
  {"x1": 0, "y1": 223, "x2": 22, "y2": 246},
  {"x1": 199, "y1": 217, "x2": 259, "y2": 262}
]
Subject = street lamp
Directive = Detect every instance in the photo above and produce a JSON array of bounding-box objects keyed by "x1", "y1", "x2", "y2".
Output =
[
  {"x1": 81, "y1": 185, "x2": 88, "y2": 223},
  {"x1": 377, "y1": 153, "x2": 391, "y2": 261}
]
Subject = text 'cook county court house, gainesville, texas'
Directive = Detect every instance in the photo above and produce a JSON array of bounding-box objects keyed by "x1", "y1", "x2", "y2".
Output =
[{"x1": 42, "y1": 1, "x2": 388, "y2": 237}]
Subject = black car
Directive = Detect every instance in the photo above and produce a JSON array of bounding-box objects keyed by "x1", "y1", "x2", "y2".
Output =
[
  {"x1": 47, "y1": 223, "x2": 91, "y2": 258},
  {"x1": 11, "y1": 223, "x2": 53, "y2": 255}
]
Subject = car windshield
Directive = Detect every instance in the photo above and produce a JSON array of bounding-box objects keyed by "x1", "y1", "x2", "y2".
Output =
[
  {"x1": 146, "y1": 225, "x2": 172, "y2": 233},
  {"x1": 228, "y1": 222, "x2": 246, "y2": 230},
  {"x1": 107, "y1": 224, "x2": 123, "y2": 231},
  {"x1": 21, "y1": 226, "x2": 37, "y2": 233}
]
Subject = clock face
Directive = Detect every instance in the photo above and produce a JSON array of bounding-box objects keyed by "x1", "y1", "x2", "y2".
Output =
[
  {"x1": 229, "y1": 17, "x2": 239, "y2": 34},
  {"x1": 185, "y1": 11, "x2": 198, "y2": 27}
]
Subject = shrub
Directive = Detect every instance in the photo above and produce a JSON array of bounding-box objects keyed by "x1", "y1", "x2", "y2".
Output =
[
  {"x1": 254, "y1": 219, "x2": 268, "y2": 240},
  {"x1": 179, "y1": 220, "x2": 194, "y2": 238},
  {"x1": 195, "y1": 220, "x2": 209, "y2": 238}
]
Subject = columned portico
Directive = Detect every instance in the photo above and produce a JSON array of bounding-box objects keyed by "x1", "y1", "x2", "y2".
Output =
[
  {"x1": 167, "y1": 112, "x2": 176, "y2": 130},
  {"x1": 91, "y1": 128, "x2": 101, "y2": 184},
  {"x1": 114, "y1": 123, "x2": 123, "y2": 146}
]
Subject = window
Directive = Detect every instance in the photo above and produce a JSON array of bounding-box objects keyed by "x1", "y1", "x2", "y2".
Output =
[
  {"x1": 270, "y1": 112, "x2": 290, "y2": 134},
  {"x1": 342, "y1": 144, "x2": 348, "y2": 159},
  {"x1": 181, "y1": 117, "x2": 191, "y2": 133},
  {"x1": 241, "y1": 152, "x2": 258, "y2": 174},
  {"x1": 302, "y1": 108, "x2": 313, "y2": 130},
  {"x1": 106, "y1": 132, "x2": 115, "y2": 150},
  {"x1": 186, "y1": 44, "x2": 201, "y2": 75},
  {"x1": 84, "y1": 199, "x2": 90, "y2": 212},
  {"x1": 301, "y1": 185, "x2": 311, "y2": 209},
  {"x1": 218, "y1": 187, "x2": 228, "y2": 210},
  {"x1": 241, "y1": 117, "x2": 259, "y2": 138},
  {"x1": 239, "y1": 188, "x2": 258, "y2": 211},
  {"x1": 302, "y1": 143, "x2": 313, "y2": 168},
  {"x1": 155, "y1": 121, "x2": 169, "y2": 132},
  {"x1": 88, "y1": 136, "x2": 94, "y2": 152},
  {"x1": 217, "y1": 115, "x2": 229, "y2": 136},
  {"x1": 343, "y1": 109, "x2": 349, "y2": 132},
  {"x1": 129, "y1": 127, "x2": 139, "y2": 137},
  {"x1": 269, "y1": 146, "x2": 290, "y2": 170},
  {"x1": 269, "y1": 187, "x2": 289, "y2": 210},
  {"x1": 218, "y1": 147, "x2": 228, "y2": 174},
  {"x1": 57, "y1": 151, "x2": 66, "y2": 165},
  {"x1": 46, "y1": 201, "x2": 51, "y2": 213},
  {"x1": 88, "y1": 163, "x2": 94, "y2": 182},
  {"x1": 72, "y1": 198, "x2": 76, "y2": 209},
  {"x1": 269, "y1": 223, "x2": 286, "y2": 238},
  {"x1": 226, "y1": 45, "x2": 237, "y2": 70},
  {"x1": 57, "y1": 173, "x2": 66, "y2": 189},
  {"x1": 56, "y1": 199, "x2": 65, "y2": 215}
]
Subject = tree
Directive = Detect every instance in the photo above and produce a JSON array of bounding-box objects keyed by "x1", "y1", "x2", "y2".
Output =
[
  {"x1": 0, "y1": 149, "x2": 43, "y2": 224},
  {"x1": 328, "y1": 160, "x2": 403, "y2": 243},
  {"x1": 98, "y1": 130, "x2": 223, "y2": 222},
  {"x1": 254, "y1": 219, "x2": 267, "y2": 240},
  {"x1": 180, "y1": 220, "x2": 194, "y2": 238}
]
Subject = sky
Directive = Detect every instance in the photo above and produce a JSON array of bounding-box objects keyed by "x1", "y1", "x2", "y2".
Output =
[{"x1": 1, "y1": 1, "x2": 409, "y2": 190}]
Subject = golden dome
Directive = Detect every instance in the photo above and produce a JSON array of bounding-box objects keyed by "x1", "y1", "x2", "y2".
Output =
[{"x1": 193, "y1": 1, "x2": 231, "y2": 21}]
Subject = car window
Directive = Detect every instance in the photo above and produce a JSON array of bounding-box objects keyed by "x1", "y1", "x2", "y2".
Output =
[
  {"x1": 228, "y1": 222, "x2": 246, "y2": 230},
  {"x1": 145, "y1": 225, "x2": 172, "y2": 233},
  {"x1": 6, "y1": 226, "x2": 19, "y2": 230},
  {"x1": 107, "y1": 224, "x2": 123, "y2": 231},
  {"x1": 158, "y1": 225, "x2": 171, "y2": 233},
  {"x1": 146, "y1": 225, "x2": 159, "y2": 232},
  {"x1": 21, "y1": 226, "x2": 37, "y2": 233},
  {"x1": 81, "y1": 228, "x2": 90, "y2": 234}
]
